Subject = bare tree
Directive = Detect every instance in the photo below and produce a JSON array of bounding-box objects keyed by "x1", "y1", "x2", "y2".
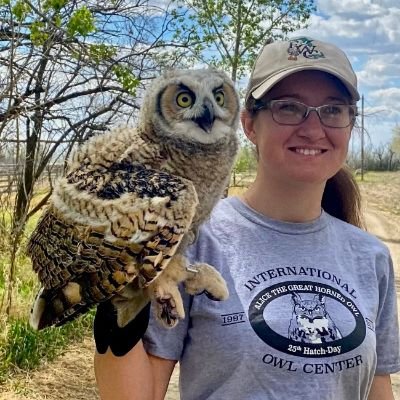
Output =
[
  {"x1": 373, "y1": 144, "x2": 386, "y2": 171},
  {"x1": 391, "y1": 124, "x2": 400, "y2": 155},
  {"x1": 348, "y1": 141, "x2": 400, "y2": 172},
  {"x1": 0, "y1": 0, "x2": 189, "y2": 317},
  {"x1": 386, "y1": 145, "x2": 399, "y2": 171}
]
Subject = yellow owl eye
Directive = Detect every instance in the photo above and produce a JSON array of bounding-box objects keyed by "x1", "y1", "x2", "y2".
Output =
[
  {"x1": 214, "y1": 90, "x2": 225, "y2": 106},
  {"x1": 176, "y1": 92, "x2": 194, "y2": 108}
]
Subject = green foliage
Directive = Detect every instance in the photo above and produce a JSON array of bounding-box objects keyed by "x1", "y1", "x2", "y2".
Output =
[
  {"x1": 30, "y1": 21, "x2": 49, "y2": 46},
  {"x1": 11, "y1": 0, "x2": 30, "y2": 21},
  {"x1": 53, "y1": 13, "x2": 62, "y2": 27},
  {"x1": 0, "y1": 312, "x2": 94, "y2": 382},
  {"x1": 234, "y1": 145, "x2": 257, "y2": 173},
  {"x1": 0, "y1": 260, "x2": 5, "y2": 292},
  {"x1": 43, "y1": 0, "x2": 68, "y2": 12},
  {"x1": 67, "y1": 6, "x2": 96, "y2": 37},
  {"x1": 171, "y1": 0, "x2": 316, "y2": 81},
  {"x1": 113, "y1": 65, "x2": 140, "y2": 95},
  {"x1": 12, "y1": 253, "x2": 38, "y2": 301},
  {"x1": 89, "y1": 44, "x2": 117, "y2": 64}
]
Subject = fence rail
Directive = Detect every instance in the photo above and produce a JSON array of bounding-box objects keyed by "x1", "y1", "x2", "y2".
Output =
[{"x1": 0, "y1": 164, "x2": 64, "y2": 193}]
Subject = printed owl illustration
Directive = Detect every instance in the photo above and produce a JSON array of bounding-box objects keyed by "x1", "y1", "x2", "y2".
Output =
[{"x1": 27, "y1": 68, "x2": 239, "y2": 332}]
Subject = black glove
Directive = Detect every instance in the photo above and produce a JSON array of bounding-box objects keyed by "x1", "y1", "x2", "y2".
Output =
[{"x1": 93, "y1": 301, "x2": 151, "y2": 357}]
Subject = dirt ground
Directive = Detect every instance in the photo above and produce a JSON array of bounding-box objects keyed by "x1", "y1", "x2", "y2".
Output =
[
  {"x1": 1, "y1": 180, "x2": 400, "y2": 400},
  {"x1": 0, "y1": 336, "x2": 180, "y2": 400},
  {"x1": 363, "y1": 212, "x2": 400, "y2": 399}
]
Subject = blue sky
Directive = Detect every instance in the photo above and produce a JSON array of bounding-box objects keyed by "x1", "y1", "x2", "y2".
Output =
[
  {"x1": 153, "y1": 0, "x2": 398, "y2": 149},
  {"x1": 294, "y1": 0, "x2": 400, "y2": 148}
]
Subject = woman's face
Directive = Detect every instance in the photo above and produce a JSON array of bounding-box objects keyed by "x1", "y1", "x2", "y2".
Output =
[{"x1": 242, "y1": 70, "x2": 353, "y2": 187}]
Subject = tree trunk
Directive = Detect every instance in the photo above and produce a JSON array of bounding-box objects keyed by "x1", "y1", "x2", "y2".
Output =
[{"x1": 5, "y1": 224, "x2": 24, "y2": 318}]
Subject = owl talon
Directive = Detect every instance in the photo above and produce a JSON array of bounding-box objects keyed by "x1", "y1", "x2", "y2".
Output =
[
  {"x1": 192, "y1": 289, "x2": 220, "y2": 301},
  {"x1": 158, "y1": 299, "x2": 179, "y2": 327},
  {"x1": 150, "y1": 279, "x2": 185, "y2": 328},
  {"x1": 203, "y1": 290, "x2": 221, "y2": 301},
  {"x1": 184, "y1": 263, "x2": 229, "y2": 301}
]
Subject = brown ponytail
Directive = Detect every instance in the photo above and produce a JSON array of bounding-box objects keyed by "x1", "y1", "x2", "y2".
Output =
[{"x1": 322, "y1": 165, "x2": 364, "y2": 229}]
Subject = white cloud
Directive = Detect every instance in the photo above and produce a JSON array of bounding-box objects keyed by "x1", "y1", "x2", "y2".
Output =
[
  {"x1": 318, "y1": 0, "x2": 385, "y2": 18},
  {"x1": 369, "y1": 88, "x2": 400, "y2": 113},
  {"x1": 296, "y1": 1, "x2": 400, "y2": 55},
  {"x1": 364, "y1": 105, "x2": 399, "y2": 120},
  {"x1": 358, "y1": 55, "x2": 400, "y2": 88}
]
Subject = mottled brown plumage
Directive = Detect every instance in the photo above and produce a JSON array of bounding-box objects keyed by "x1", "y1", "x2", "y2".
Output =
[{"x1": 28, "y1": 68, "x2": 239, "y2": 330}]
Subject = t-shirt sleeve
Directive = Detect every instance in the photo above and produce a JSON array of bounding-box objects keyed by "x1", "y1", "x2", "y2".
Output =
[{"x1": 375, "y1": 251, "x2": 400, "y2": 374}]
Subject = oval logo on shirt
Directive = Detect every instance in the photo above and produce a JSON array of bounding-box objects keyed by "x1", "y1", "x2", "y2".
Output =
[{"x1": 248, "y1": 281, "x2": 366, "y2": 357}]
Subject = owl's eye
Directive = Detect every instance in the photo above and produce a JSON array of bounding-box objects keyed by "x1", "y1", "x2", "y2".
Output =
[
  {"x1": 176, "y1": 92, "x2": 194, "y2": 108},
  {"x1": 214, "y1": 90, "x2": 225, "y2": 106}
]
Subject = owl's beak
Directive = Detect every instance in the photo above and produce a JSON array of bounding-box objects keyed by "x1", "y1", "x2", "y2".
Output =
[{"x1": 193, "y1": 100, "x2": 215, "y2": 133}]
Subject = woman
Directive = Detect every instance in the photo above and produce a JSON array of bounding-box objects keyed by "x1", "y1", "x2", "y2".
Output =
[{"x1": 94, "y1": 37, "x2": 400, "y2": 400}]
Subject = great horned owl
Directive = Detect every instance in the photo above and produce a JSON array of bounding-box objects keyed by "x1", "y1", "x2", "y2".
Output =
[{"x1": 28, "y1": 68, "x2": 239, "y2": 332}]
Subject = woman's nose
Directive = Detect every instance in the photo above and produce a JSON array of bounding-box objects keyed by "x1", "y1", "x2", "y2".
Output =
[{"x1": 296, "y1": 110, "x2": 326, "y2": 140}]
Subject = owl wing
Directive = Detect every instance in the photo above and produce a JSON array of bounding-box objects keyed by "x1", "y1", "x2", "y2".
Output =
[{"x1": 28, "y1": 160, "x2": 198, "y2": 329}]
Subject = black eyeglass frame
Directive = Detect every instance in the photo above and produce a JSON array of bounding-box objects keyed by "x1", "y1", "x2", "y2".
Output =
[{"x1": 252, "y1": 99, "x2": 358, "y2": 129}]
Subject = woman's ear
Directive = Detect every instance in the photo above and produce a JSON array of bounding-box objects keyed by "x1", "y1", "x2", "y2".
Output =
[{"x1": 240, "y1": 109, "x2": 257, "y2": 145}]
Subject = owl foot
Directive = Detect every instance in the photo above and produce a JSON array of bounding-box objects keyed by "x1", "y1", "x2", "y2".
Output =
[
  {"x1": 184, "y1": 263, "x2": 229, "y2": 301},
  {"x1": 149, "y1": 280, "x2": 185, "y2": 328},
  {"x1": 158, "y1": 297, "x2": 179, "y2": 327},
  {"x1": 110, "y1": 282, "x2": 150, "y2": 328}
]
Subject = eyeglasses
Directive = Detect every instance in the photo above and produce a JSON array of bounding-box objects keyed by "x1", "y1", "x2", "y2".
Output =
[{"x1": 253, "y1": 100, "x2": 358, "y2": 128}]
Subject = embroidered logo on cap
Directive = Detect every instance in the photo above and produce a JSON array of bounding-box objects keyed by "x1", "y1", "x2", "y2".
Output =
[{"x1": 287, "y1": 37, "x2": 325, "y2": 61}]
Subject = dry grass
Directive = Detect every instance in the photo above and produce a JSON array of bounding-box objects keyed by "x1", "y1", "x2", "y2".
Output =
[
  {"x1": 0, "y1": 334, "x2": 180, "y2": 400},
  {"x1": 0, "y1": 337, "x2": 99, "y2": 400},
  {"x1": 358, "y1": 171, "x2": 400, "y2": 216}
]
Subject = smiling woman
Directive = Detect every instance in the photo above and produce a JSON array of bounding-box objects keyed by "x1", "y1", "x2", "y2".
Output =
[
  {"x1": 94, "y1": 37, "x2": 400, "y2": 400},
  {"x1": 243, "y1": 71, "x2": 353, "y2": 195}
]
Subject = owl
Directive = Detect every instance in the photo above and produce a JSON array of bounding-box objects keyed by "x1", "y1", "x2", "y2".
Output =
[{"x1": 28, "y1": 68, "x2": 239, "y2": 332}]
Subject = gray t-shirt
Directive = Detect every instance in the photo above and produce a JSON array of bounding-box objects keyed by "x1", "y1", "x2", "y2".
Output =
[{"x1": 143, "y1": 197, "x2": 400, "y2": 400}]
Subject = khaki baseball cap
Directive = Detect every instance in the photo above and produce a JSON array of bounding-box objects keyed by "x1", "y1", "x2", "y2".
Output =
[{"x1": 245, "y1": 36, "x2": 360, "y2": 106}]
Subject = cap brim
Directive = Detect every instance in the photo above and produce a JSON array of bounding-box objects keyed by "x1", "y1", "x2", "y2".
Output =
[{"x1": 251, "y1": 65, "x2": 360, "y2": 102}]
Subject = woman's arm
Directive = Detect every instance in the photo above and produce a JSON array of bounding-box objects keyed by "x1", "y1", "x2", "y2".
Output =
[
  {"x1": 367, "y1": 375, "x2": 395, "y2": 400},
  {"x1": 94, "y1": 340, "x2": 176, "y2": 400}
]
